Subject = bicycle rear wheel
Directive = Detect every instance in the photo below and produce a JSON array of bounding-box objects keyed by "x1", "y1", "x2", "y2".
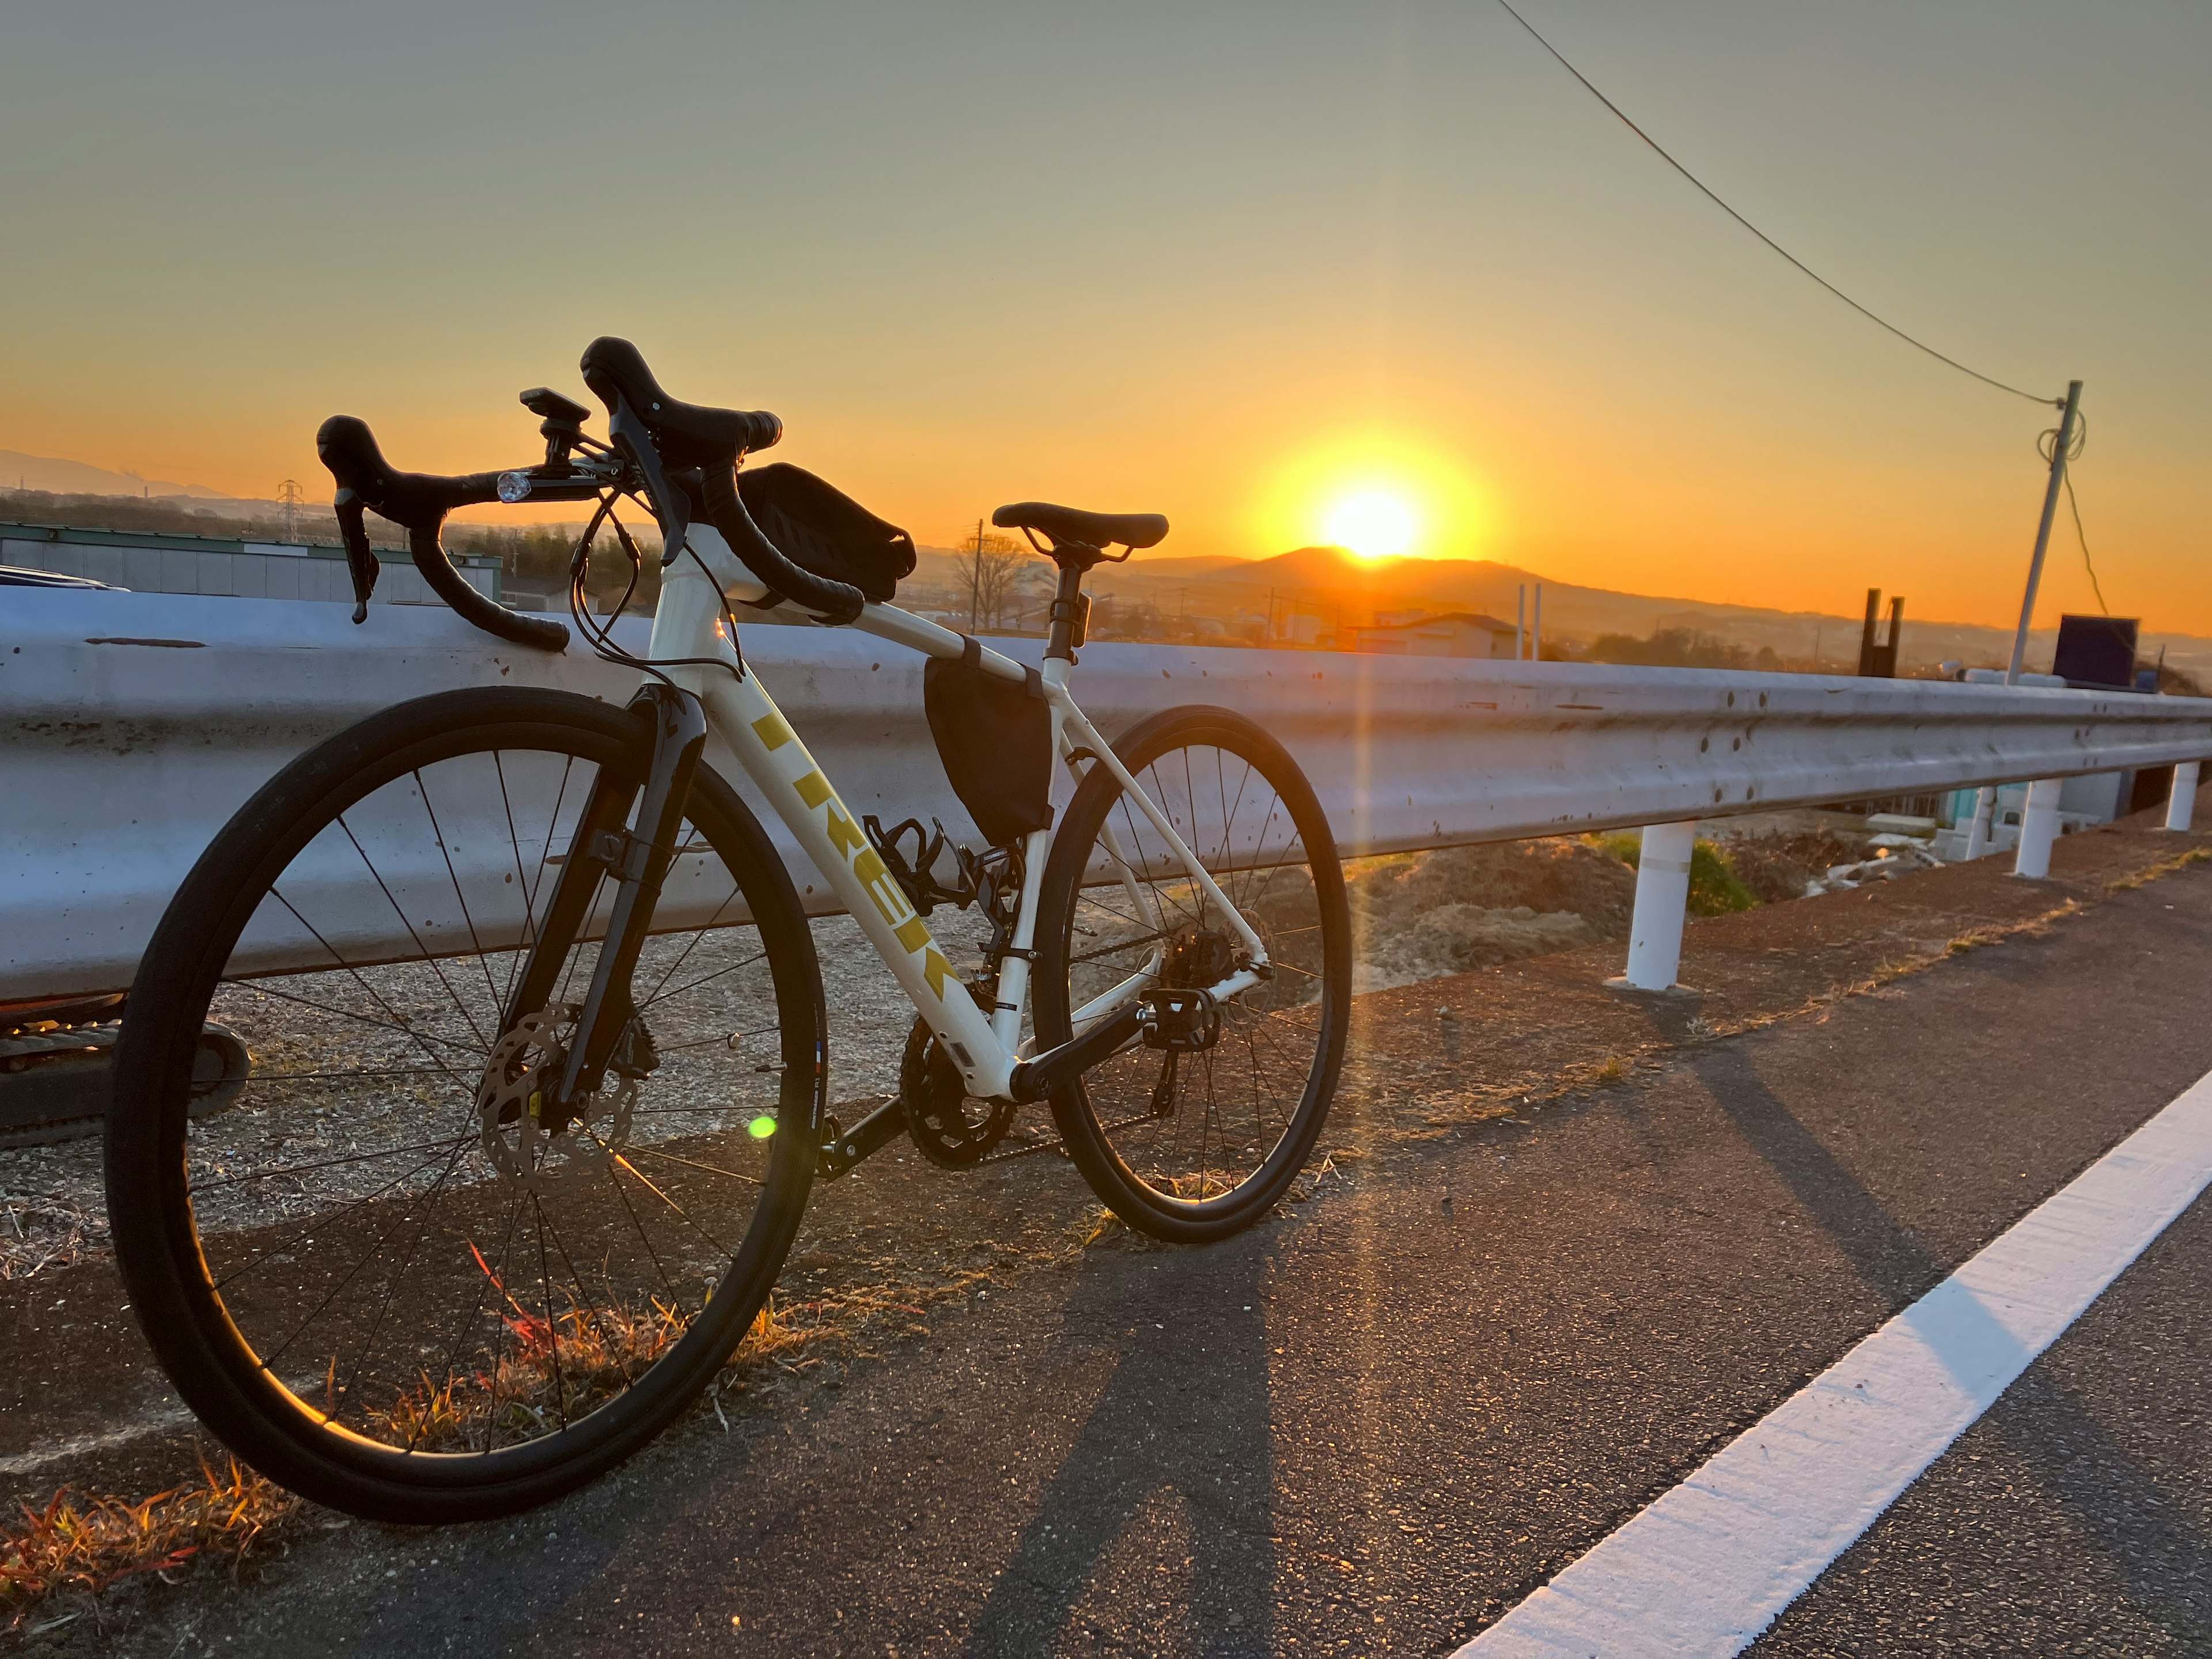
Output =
[
  {"x1": 107, "y1": 687, "x2": 822, "y2": 1521},
  {"x1": 1033, "y1": 704, "x2": 1350, "y2": 1243}
]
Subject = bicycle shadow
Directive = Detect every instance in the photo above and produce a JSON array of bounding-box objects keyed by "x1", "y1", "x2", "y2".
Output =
[{"x1": 959, "y1": 1235, "x2": 1280, "y2": 1658}]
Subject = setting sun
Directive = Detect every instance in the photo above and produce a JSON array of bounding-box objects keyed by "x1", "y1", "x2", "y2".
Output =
[
  {"x1": 1248, "y1": 438, "x2": 1497, "y2": 566},
  {"x1": 1324, "y1": 490, "x2": 1417, "y2": 562}
]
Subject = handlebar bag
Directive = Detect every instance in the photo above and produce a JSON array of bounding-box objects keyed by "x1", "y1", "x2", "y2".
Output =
[
  {"x1": 737, "y1": 463, "x2": 916, "y2": 604},
  {"x1": 923, "y1": 653, "x2": 1052, "y2": 847}
]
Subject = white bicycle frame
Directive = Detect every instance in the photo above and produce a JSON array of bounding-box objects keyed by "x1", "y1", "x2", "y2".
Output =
[{"x1": 642, "y1": 522, "x2": 1267, "y2": 1103}]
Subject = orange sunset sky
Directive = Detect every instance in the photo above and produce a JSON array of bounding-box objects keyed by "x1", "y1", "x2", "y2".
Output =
[{"x1": 2, "y1": 3, "x2": 2206, "y2": 631}]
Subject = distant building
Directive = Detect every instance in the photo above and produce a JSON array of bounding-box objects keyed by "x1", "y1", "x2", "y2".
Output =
[
  {"x1": 0, "y1": 519, "x2": 502, "y2": 605},
  {"x1": 1348, "y1": 611, "x2": 1520, "y2": 659}
]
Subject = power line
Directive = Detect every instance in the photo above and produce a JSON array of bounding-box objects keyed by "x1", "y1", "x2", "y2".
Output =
[
  {"x1": 2063, "y1": 470, "x2": 2107, "y2": 615},
  {"x1": 1490, "y1": 0, "x2": 2059, "y2": 408}
]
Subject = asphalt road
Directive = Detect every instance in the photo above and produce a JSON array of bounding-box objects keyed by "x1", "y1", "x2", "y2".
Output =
[{"x1": 78, "y1": 854, "x2": 2206, "y2": 1657}]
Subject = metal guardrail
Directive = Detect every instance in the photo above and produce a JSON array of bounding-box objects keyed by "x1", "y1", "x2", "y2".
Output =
[{"x1": 8, "y1": 588, "x2": 2212, "y2": 1001}]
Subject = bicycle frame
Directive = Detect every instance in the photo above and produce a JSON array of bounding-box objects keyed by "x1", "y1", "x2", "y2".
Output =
[{"x1": 640, "y1": 520, "x2": 1269, "y2": 1107}]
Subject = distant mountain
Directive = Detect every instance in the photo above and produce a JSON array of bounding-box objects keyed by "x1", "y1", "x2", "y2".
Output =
[
  {"x1": 1078, "y1": 544, "x2": 2212, "y2": 679},
  {"x1": 0, "y1": 449, "x2": 233, "y2": 501},
  {"x1": 1088, "y1": 544, "x2": 1801, "y2": 639}
]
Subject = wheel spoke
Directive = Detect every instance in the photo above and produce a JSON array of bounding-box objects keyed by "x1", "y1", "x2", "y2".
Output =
[
  {"x1": 1041, "y1": 724, "x2": 1344, "y2": 1228},
  {"x1": 128, "y1": 715, "x2": 809, "y2": 1488}
]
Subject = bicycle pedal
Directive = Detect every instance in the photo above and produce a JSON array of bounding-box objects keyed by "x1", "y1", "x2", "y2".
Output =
[{"x1": 1139, "y1": 989, "x2": 1220, "y2": 1053}]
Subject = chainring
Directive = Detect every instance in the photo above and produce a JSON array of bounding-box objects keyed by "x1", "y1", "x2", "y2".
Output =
[
  {"x1": 897, "y1": 1014, "x2": 1014, "y2": 1169},
  {"x1": 476, "y1": 1006, "x2": 636, "y2": 1196}
]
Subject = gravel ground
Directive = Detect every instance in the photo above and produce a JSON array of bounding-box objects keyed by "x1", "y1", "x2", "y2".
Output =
[
  {"x1": 0, "y1": 912, "x2": 991, "y2": 1278},
  {"x1": 0, "y1": 835, "x2": 1826, "y2": 1281}
]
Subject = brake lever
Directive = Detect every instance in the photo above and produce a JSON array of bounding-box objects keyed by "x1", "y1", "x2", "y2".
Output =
[
  {"x1": 333, "y1": 493, "x2": 381, "y2": 624},
  {"x1": 605, "y1": 394, "x2": 692, "y2": 567}
]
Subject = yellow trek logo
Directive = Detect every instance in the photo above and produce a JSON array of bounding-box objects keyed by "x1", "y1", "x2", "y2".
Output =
[{"x1": 751, "y1": 712, "x2": 960, "y2": 1001}]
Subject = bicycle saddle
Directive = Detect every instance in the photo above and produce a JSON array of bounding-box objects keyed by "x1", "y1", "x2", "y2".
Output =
[
  {"x1": 993, "y1": 502, "x2": 1169, "y2": 551},
  {"x1": 578, "y1": 336, "x2": 782, "y2": 467}
]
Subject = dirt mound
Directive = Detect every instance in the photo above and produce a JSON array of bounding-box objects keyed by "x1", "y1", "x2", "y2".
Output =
[{"x1": 1347, "y1": 838, "x2": 1635, "y2": 989}]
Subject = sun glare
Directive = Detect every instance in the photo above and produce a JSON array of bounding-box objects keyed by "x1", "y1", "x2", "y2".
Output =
[{"x1": 1324, "y1": 491, "x2": 1416, "y2": 562}]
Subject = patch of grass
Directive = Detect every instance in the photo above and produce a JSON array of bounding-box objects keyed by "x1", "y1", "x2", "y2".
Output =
[
  {"x1": 1588, "y1": 831, "x2": 1642, "y2": 866},
  {"x1": 1584, "y1": 832, "x2": 1759, "y2": 916},
  {"x1": 1687, "y1": 841, "x2": 1760, "y2": 916},
  {"x1": 1946, "y1": 925, "x2": 2009, "y2": 956},
  {"x1": 2107, "y1": 846, "x2": 2211, "y2": 892},
  {"x1": 0, "y1": 1194, "x2": 104, "y2": 1283},
  {"x1": 2, "y1": 1457, "x2": 300, "y2": 1624},
  {"x1": 1065, "y1": 1204, "x2": 1126, "y2": 1252},
  {"x1": 374, "y1": 1252, "x2": 969, "y2": 1452}
]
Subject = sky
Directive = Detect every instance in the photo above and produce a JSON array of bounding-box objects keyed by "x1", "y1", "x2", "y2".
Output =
[{"x1": 2, "y1": 2, "x2": 2206, "y2": 631}]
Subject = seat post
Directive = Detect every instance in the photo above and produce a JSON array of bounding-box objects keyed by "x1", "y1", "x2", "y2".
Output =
[{"x1": 1044, "y1": 557, "x2": 1091, "y2": 664}]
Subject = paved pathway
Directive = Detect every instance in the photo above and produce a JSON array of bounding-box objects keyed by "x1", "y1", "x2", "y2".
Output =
[{"x1": 19, "y1": 825, "x2": 2212, "y2": 1656}]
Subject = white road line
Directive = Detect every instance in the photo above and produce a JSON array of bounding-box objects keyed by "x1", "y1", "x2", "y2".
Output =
[
  {"x1": 1460, "y1": 1066, "x2": 2212, "y2": 1658},
  {"x1": 0, "y1": 1403, "x2": 200, "y2": 1478}
]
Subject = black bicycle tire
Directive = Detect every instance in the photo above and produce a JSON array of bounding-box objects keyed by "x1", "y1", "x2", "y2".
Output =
[
  {"x1": 107, "y1": 687, "x2": 823, "y2": 1522},
  {"x1": 1033, "y1": 704, "x2": 1351, "y2": 1244}
]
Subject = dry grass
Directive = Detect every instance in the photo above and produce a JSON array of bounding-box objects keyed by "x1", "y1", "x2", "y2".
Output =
[
  {"x1": 1065, "y1": 1203, "x2": 1127, "y2": 1253},
  {"x1": 373, "y1": 1244, "x2": 884, "y2": 1453},
  {"x1": 2, "y1": 1457, "x2": 300, "y2": 1627},
  {"x1": 0, "y1": 1194, "x2": 105, "y2": 1283},
  {"x1": 4, "y1": 1261, "x2": 988, "y2": 1622},
  {"x1": 2107, "y1": 846, "x2": 2211, "y2": 892}
]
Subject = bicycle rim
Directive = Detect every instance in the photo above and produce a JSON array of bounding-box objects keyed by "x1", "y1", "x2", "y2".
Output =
[
  {"x1": 108, "y1": 689, "x2": 821, "y2": 1517},
  {"x1": 1037, "y1": 706, "x2": 1350, "y2": 1239}
]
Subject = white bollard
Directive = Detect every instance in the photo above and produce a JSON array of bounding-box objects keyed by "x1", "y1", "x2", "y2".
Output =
[
  {"x1": 2165, "y1": 762, "x2": 2200, "y2": 832},
  {"x1": 2013, "y1": 778, "x2": 2065, "y2": 878},
  {"x1": 1616, "y1": 821, "x2": 1698, "y2": 991},
  {"x1": 1962, "y1": 785, "x2": 1997, "y2": 860}
]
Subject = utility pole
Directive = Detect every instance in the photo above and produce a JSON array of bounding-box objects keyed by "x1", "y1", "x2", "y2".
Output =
[
  {"x1": 967, "y1": 517, "x2": 983, "y2": 632},
  {"x1": 278, "y1": 479, "x2": 304, "y2": 544},
  {"x1": 1969, "y1": 378, "x2": 2084, "y2": 861},
  {"x1": 2006, "y1": 380, "x2": 2084, "y2": 685},
  {"x1": 1516, "y1": 585, "x2": 1525, "y2": 660},
  {"x1": 1531, "y1": 581, "x2": 1544, "y2": 662}
]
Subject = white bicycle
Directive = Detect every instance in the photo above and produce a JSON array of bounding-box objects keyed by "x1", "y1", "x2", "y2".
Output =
[{"x1": 106, "y1": 338, "x2": 1350, "y2": 1521}]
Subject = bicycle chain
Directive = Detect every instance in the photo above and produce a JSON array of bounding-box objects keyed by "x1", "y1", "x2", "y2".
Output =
[{"x1": 0, "y1": 1022, "x2": 119, "y2": 1060}]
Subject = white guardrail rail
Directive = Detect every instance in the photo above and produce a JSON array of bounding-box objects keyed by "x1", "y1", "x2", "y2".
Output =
[{"x1": 7, "y1": 588, "x2": 2212, "y2": 1003}]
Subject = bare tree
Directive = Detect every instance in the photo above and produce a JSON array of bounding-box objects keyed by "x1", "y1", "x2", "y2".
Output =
[{"x1": 965, "y1": 525, "x2": 1030, "y2": 631}]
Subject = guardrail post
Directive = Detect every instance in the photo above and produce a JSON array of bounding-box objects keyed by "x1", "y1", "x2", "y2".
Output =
[
  {"x1": 1961, "y1": 786, "x2": 1998, "y2": 860},
  {"x1": 2013, "y1": 778, "x2": 2064, "y2": 878},
  {"x1": 2165, "y1": 762, "x2": 2200, "y2": 832},
  {"x1": 1615, "y1": 821, "x2": 1698, "y2": 992}
]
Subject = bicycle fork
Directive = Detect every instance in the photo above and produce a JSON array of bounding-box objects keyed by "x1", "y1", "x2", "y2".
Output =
[{"x1": 501, "y1": 681, "x2": 708, "y2": 1126}]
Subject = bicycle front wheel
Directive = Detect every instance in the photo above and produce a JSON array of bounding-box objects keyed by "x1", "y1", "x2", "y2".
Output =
[
  {"x1": 107, "y1": 687, "x2": 822, "y2": 1521},
  {"x1": 1034, "y1": 704, "x2": 1351, "y2": 1243}
]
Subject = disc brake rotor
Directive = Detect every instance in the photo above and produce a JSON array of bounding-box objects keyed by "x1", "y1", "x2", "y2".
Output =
[{"x1": 476, "y1": 1006, "x2": 636, "y2": 1196}]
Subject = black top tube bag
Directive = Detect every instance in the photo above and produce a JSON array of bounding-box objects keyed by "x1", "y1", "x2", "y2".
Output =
[{"x1": 736, "y1": 463, "x2": 916, "y2": 605}]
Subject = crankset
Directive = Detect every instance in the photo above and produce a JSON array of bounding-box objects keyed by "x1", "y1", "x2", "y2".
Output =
[{"x1": 897, "y1": 1013, "x2": 1015, "y2": 1168}]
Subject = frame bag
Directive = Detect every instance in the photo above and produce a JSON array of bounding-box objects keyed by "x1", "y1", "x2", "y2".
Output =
[
  {"x1": 924, "y1": 643, "x2": 1053, "y2": 847},
  {"x1": 738, "y1": 463, "x2": 916, "y2": 604}
]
